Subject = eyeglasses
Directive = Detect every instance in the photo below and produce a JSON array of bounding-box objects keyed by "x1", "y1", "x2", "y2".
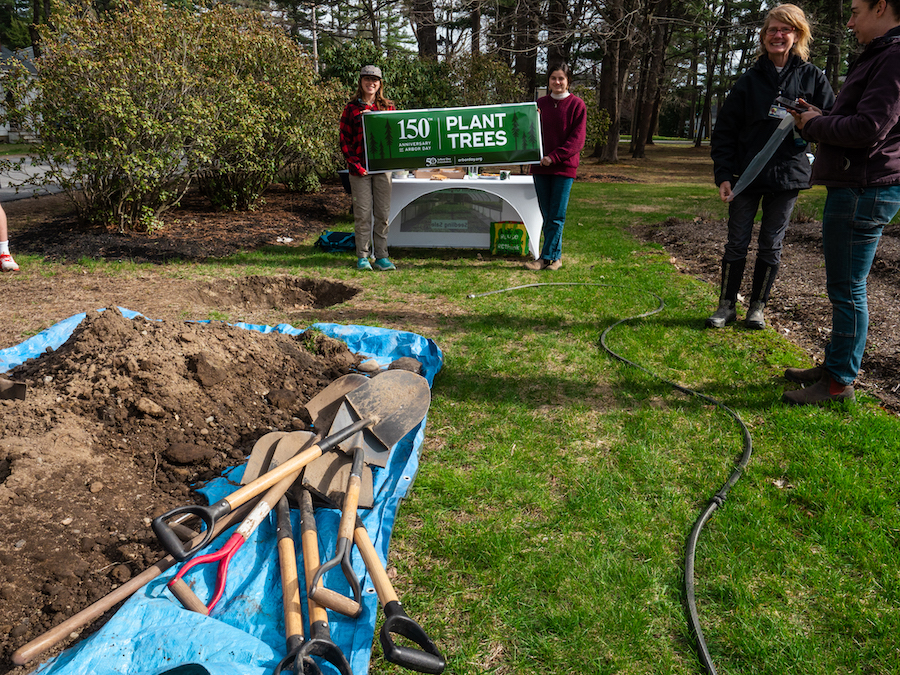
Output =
[{"x1": 765, "y1": 26, "x2": 796, "y2": 35}]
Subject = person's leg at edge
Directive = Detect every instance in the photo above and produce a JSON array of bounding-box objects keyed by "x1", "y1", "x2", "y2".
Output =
[
  {"x1": 0, "y1": 204, "x2": 18, "y2": 272},
  {"x1": 706, "y1": 191, "x2": 758, "y2": 327},
  {"x1": 539, "y1": 175, "x2": 573, "y2": 263},
  {"x1": 349, "y1": 173, "x2": 374, "y2": 266},
  {"x1": 824, "y1": 186, "x2": 899, "y2": 384},
  {"x1": 783, "y1": 186, "x2": 900, "y2": 404},
  {"x1": 526, "y1": 175, "x2": 553, "y2": 269},
  {"x1": 746, "y1": 189, "x2": 797, "y2": 329},
  {"x1": 370, "y1": 172, "x2": 393, "y2": 266}
]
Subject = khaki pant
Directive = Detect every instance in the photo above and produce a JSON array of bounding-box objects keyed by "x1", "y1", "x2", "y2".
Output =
[{"x1": 349, "y1": 172, "x2": 392, "y2": 260}]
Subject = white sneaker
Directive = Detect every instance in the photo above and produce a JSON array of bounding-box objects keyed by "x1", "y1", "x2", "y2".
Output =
[{"x1": 0, "y1": 253, "x2": 18, "y2": 272}]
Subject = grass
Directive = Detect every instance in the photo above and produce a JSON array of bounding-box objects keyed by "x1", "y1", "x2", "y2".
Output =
[
  {"x1": 14, "y1": 143, "x2": 900, "y2": 674},
  {"x1": 0, "y1": 142, "x2": 33, "y2": 156}
]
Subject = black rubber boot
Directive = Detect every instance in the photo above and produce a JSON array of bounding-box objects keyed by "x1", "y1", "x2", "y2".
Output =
[
  {"x1": 746, "y1": 259, "x2": 779, "y2": 330},
  {"x1": 705, "y1": 258, "x2": 745, "y2": 328}
]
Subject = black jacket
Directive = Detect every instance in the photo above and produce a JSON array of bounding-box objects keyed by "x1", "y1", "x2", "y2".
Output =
[{"x1": 711, "y1": 54, "x2": 835, "y2": 192}]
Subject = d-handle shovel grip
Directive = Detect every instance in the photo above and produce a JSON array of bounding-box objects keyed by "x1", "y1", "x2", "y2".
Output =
[
  {"x1": 380, "y1": 600, "x2": 447, "y2": 675},
  {"x1": 153, "y1": 501, "x2": 233, "y2": 562},
  {"x1": 153, "y1": 419, "x2": 371, "y2": 560},
  {"x1": 354, "y1": 521, "x2": 446, "y2": 674}
]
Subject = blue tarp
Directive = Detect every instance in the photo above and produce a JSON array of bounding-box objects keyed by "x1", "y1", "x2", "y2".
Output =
[{"x1": 0, "y1": 309, "x2": 442, "y2": 675}]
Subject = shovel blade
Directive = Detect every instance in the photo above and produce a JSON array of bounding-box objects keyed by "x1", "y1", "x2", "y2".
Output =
[
  {"x1": 0, "y1": 378, "x2": 27, "y2": 400},
  {"x1": 241, "y1": 431, "x2": 289, "y2": 484},
  {"x1": 338, "y1": 370, "x2": 431, "y2": 464},
  {"x1": 304, "y1": 373, "x2": 369, "y2": 430},
  {"x1": 301, "y1": 449, "x2": 375, "y2": 509}
]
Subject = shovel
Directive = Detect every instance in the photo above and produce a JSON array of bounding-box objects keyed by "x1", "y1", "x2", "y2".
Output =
[
  {"x1": 305, "y1": 373, "x2": 369, "y2": 431},
  {"x1": 304, "y1": 469, "x2": 445, "y2": 674},
  {"x1": 308, "y1": 370, "x2": 433, "y2": 615},
  {"x1": 307, "y1": 446, "x2": 366, "y2": 617},
  {"x1": 153, "y1": 370, "x2": 431, "y2": 561},
  {"x1": 272, "y1": 495, "x2": 324, "y2": 675},
  {"x1": 167, "y1": 432, "x2": 321, "y2": 613},
  {"x1": 297, "y1": 486, "x2": 354, "y2": 675},
  {"x1": 355, "y1": 518, "x2": 446, "y2": 674},
  {"x1": 10, "y1": 498, "x2": 260, "y2": 666},
  {"x1": 0, "y1": 377, "x2": 26, "y2": 400}
]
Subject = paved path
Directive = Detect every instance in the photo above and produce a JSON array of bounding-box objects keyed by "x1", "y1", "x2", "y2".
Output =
[{"x1": 1, "y1": 155, "x2": 64, "y2": 201}]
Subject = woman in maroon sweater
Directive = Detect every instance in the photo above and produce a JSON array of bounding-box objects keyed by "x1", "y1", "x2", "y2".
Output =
[{"x1": 525, "y1": 63, "x2": 587, "y2": 271}]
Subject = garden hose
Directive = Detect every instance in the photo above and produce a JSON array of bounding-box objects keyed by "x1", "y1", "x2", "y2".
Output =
[{"x1": 468, "y1": 282, "x2": 753, "y2": 675}]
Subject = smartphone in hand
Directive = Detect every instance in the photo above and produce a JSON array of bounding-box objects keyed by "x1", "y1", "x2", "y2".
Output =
[{"x1": 775, "y1": 96, "x2": 808, "y2": 113}]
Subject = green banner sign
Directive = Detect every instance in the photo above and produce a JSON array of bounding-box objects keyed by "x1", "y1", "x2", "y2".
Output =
[{"x1": 362, "y1": 102, "x2": 542, "y2": 172}]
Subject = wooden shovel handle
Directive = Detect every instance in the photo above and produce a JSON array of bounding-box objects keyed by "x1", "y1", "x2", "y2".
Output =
[
  {"x1": 276, "y1": 495, "x2": 304, "y2": 643},
  {"x1": 353, "y1": 520, "x2": 399, "y2": 606},
  {"x1": 168, "y1": 577, "x2": 210, "y2": 615},
  {"x1": 335, "y1": 448, "x2": 365, "y2": 543},
  {"x1": 298, "y1": 488, "x2": 330, "y2": 627},
  {"x1": 11, "y1": 500, "x2": 257, "y2": 666}
]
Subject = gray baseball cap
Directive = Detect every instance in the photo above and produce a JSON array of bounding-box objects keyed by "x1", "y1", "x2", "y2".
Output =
[{"x1": 360, "y1": 65, "x2": 383, "y2": 79}]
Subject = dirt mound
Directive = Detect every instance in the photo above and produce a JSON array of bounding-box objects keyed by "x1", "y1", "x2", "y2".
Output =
[{"x1": 0, "y1": 307, "x2": 362, "y2": 671}]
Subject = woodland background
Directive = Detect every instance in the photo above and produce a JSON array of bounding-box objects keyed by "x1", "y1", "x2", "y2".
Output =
[{"x1": 2, "y1": 0, "x2": 852, "y2": 168}]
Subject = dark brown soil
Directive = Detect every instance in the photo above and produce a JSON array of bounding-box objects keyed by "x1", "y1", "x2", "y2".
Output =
[{"x1": 0, "y1": 182, "x2": 373, "y2": 674}]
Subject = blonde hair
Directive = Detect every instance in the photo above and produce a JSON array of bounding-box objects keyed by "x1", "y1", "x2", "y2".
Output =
[{"x1": 757, "y1": 3, "x2": 812, "y2": 62}]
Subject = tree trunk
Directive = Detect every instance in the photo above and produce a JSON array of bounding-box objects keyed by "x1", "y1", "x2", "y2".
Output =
[
  {"x1": 632, "y1": 2, "x2": 669, "y2": 159},
  {"x1": 470, "y1": 0, "x2": 481, "y2": 54},
  {"x1": 547, "y1": 0, "x2": 568, "y2": 67},
  {"x1": 596, "y1": 39, "x2": 621, "y2": 161},
  {"x1": 824, "y1": 0, "x2": 844, "y2": 91},
  {"x1": 412, "y1": 0, "x2": 438, "y2": 58},
  {"x1": 514, "y1": 0, "x2": 538, "y2": 97}
]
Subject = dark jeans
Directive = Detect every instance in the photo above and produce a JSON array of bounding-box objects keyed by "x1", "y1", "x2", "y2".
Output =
[
  {"x1": 822, "y1": 185, "x2": 900, "y2": 384},
  {"x1": 724, "y1": 189, "x2": 799, "y2": 265},
  {"x1": 532, "y1": 174, "x2": 574, "y2": 261}
]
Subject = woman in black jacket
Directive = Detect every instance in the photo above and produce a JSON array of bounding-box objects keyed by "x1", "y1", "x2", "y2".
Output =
[{"x1": 708, "y1": 3, "x2": 835, "y2": 329}]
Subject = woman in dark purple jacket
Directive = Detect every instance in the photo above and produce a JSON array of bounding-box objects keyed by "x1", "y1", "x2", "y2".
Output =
[
  {"x1": 525, "y1": 63, "x2": 587, "y2": 271},
  {"x1": 784, "y1": 0, "x2": 900, "y2": 405}
]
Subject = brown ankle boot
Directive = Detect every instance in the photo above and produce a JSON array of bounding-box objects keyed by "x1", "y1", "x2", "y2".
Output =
[
  {"x1": 784, "y1": 366, "x2": 824, "y2": 384},
  {"x1": 782, "y1": 372, "x2": 855, "y2": 406}
]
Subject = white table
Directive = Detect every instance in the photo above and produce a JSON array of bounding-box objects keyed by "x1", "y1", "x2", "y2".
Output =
[{"x1": 386, "y1": 176, "x2": 542, "y2": 259}]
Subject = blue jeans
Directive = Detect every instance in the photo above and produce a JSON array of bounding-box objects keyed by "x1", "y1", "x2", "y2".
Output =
[
  {"x1": 822, "y1": 186, "x2": 900, "y2": 384},
  {"x1": 533, "y1": 174, "x2": 574, "y2": 261},
  {"x1": 724, "y1": 189, "x2": 799, "y2": 265}
]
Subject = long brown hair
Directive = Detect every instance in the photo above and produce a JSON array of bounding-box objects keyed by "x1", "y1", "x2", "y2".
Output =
[{"x1": 352, "y1": 76, "x2": 393, "y2": 110}]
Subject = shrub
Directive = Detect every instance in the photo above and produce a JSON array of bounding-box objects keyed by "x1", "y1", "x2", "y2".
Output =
[
  {"x1": 1, "y1": 0, "x2": 340, "y2": 231},
  {"x1": 318, "y1": 39, "x2": 453, "y2": 110},
  {"x1": 192, "y1": 7, "x2": 345, "y2": 211},
  {"x1": 3, "y1": 1, "x2": 216, "y2": 232},
  {"x1": 571, "y1": 85, "x2": 611, "y2": 155},
  {"x1": 445, "y1": 53, "x2": 527, "y2": 107}
]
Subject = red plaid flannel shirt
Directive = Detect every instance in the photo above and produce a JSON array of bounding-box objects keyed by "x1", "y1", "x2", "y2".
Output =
[{"x1": 340, "y1": 99, "x2": 395, "y2": 176}]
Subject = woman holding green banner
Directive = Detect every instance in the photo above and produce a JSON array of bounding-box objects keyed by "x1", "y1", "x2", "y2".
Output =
[
  {"x1": 525, "y1": 63, "x2": 587, "y2": 271},
  {"x1": 339, "y1": 65, "x2": 397, "y2": 271}
]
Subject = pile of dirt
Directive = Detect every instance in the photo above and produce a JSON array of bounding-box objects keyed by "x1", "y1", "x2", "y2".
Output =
[{"x1": 0, "y1": 307, "x2": 363, "y2": 671}]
